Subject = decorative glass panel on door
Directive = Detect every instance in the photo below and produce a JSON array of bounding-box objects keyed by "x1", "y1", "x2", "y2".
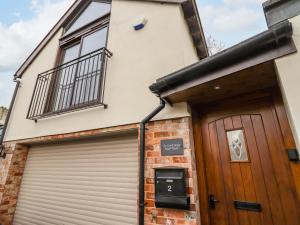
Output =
[{"x1": 226, "y1": 129, "x2": 249, "y2": 162}]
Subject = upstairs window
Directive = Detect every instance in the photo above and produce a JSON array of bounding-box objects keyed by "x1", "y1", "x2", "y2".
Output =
[
  {"x1": 27, "y1": 0, "x2": 112, "y2": 120},
  {"x1": 65, "y1": 1, "x2": 111, "y2": 36},
  {"x1": 53, "y1": 27, "x2": 108, "y2": 111}
]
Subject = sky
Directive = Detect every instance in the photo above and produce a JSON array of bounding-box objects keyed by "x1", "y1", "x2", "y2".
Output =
[{"x1": 0, "y1": 0, "x2": 267, "y2": 107}]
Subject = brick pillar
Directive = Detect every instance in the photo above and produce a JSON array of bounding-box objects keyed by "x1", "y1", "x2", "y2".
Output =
[
  {"x1": 144, "y1": 117, "x2": 200, "y2": 225},
  {"x1": 0, "y1": 144, "x2": 29, "y2": 225}
]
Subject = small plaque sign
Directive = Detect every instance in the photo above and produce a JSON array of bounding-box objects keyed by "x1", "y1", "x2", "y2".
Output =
[{"x1": 161, "y1": 139, "x2": 184, "y2": 156}]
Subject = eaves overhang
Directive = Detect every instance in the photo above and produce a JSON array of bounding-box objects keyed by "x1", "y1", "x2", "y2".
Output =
[
  {"x1": 149, "y1": 21, "x2": 296, "y2": 103},
  {"x1": 14, "y1": 0, "x2": 207, "y2": 79},
  {"x1": 181, "y1": 0, "x2": 208, "y2": 59}
]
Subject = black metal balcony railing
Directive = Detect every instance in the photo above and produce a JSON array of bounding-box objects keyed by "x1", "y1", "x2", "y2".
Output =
[{"x1": 27, "y1": 47, "x2": 112, "y2": 120}]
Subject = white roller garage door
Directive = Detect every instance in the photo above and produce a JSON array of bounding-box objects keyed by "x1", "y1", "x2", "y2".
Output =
[{"x1": 13, "y1": 135, "x2": 138, "y2": 225}]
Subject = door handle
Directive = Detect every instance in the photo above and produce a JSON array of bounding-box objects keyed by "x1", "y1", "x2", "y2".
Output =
[{"x1": 209, "y1": 194, "x2": 219, "y2": 209}]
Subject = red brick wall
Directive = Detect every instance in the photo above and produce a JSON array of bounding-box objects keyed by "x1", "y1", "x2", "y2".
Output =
[
  {"x1": 144, "y1": 117, "x2": 200, "y2": 225},
  {"x1": 0, "y1": 144, "x2": 28, "y2": 225},
  {"x1": 0, "y1": 120, "x2": 200, "y2": 225}
]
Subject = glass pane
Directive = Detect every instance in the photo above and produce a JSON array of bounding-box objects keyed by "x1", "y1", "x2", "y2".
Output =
[
  {"x1": 72, "y1": 50, "x2": 102, "y2": 105},
  {"x1": 53, "y1": 44, "x2": 80, "y2": 111},
  {"x1": 62, "y1": 44, "x2": 80, "y2": 63},
  {"x1": 226, "y1": 130, "x2": 249, "y2": 162},
  {"x1": 71, "y1": 28, "x2": 107, "y2": 105},
  {"x1": 65, "y1": 1, "x2": 111, "y2": 35},
  {"x1": 81, "y1": 27, "x2": 108, "y2": 55}
]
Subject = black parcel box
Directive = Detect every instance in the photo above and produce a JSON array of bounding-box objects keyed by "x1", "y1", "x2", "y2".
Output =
[{"x1": 154, "y1": 167, "x2": 190, "y2": 210}]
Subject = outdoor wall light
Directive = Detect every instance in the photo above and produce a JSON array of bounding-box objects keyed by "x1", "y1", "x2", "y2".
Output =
[
  {"x1": 214, "y1": 85, "x2": 221, "y2": 90},
  {"x1": 133, "y1": 18, "x2": 148, "y2": 31}
]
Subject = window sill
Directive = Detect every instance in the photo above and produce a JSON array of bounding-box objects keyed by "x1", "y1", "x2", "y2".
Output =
[{"x1": 29, "y1": 102, "x2": 108, "y2": 122}]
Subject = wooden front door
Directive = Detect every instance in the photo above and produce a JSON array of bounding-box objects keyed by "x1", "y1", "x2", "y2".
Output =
[{"x1": 195, "y1": 96, "x2": 300, "y2": 225}]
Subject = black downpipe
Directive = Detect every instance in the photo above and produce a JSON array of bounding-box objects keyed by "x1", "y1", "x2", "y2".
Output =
[
  {"x1": 139, "y1": 98, "x2": 165, "y2": 225},
  {"x1": 0, "y1": 78, "x2": 21, "y2": 158}
]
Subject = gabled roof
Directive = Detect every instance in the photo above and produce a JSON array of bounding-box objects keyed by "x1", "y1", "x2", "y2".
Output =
[{"x1": 15, "y1": 0, "x2": 207, "y2": 78}]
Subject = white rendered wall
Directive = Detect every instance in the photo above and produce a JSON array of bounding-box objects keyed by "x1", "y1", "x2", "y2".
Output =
[
  {"x1": 275, "y1": 15, "x2": 300, "y2": 150},
  {"x1": 5, "y1": 0, "x2": 199, "y2": 141}
]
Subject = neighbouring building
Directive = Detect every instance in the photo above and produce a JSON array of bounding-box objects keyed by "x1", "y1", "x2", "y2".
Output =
[
  {"x1": 0, "y1": 107, "x2": 7, "y2": 126},
  {"x1": 0, "y1": 0, "x2": 300, "y2": 225},
  {"x1": 0, "y1": 107, "x2": 8, "y2": 140}
]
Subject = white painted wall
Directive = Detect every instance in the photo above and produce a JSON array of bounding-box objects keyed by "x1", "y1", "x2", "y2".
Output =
[
  {"x1": 275, "y1": 15, "x2": 300, "y2": 151},
  {"x1": 4, "y1": 0, "x2": 198, "y2": 141}
]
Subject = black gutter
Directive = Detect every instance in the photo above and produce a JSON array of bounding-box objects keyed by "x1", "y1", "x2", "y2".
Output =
[
  {"x1": 139, "y1": 98, "x2": 166, "y2": 225},
  {"x1": 0, "y1": 78, "x2": 21, "y2": 158},
  {"x1": 149, "y1": 20, "x2": 293, "y2": 95}
]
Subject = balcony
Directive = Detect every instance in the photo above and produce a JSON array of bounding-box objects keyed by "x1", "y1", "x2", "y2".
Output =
[{"x1": 27, "y1": 47, "x2": 112, "y2": 121}]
